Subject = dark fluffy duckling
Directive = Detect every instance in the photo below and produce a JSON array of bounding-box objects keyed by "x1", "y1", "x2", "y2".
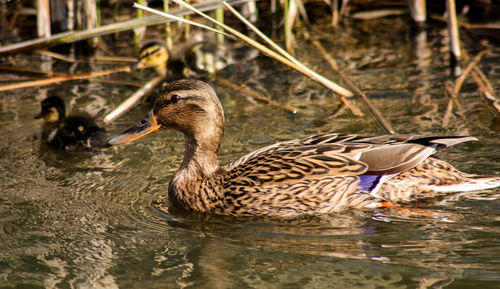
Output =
[
  {"x1": 108, "y1": 79, "x2": 500, "y2": 217},
  {"x1": 36, "y1": 96, "x2": 108, "y2": 150}
]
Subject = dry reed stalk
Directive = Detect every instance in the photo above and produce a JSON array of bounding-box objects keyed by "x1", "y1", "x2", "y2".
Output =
[
  {"x1": 442, "y1": 98, "x2": 454, "y2": 127},
  {"x1": 36, "y1": 0, "x2": 50, "y2": 38},
  {"x1": 339, "y1": 0, "x2": 349, "y2": 20},
  {"x1": 461, "y1": 50, "x2": 500, "y2": 116},
  {"x1": 184, "y1": 0, "x2": 191, "y2": 40},
  {"x1": 283, "y1": 0, "x2": 296, "y2": 55},
  {"x1": 8, "y1": 1, "x2": 22, "y2": 30},
  {"x1": 305, "y1": 34, "x2": 363, "y2": 117},
  {"x1": 443, "y1": 80, "x2": 466, "y2": 127},
  {"x1": 470, "y1": 72, "x2": 500, "y2": 116},
  {"x1": 134, "y1": 0, "x2": 147, "y2": 50},
  {"x1": 164, "y1": 0, "x2": 173, "y2": 51},
  {"x1": 92, "y1": 78, "x2": 144, "y2": 88},
  {"x1": 103, "y1": 75, "x2": 164, "y2": 124},
  {"x1": 1, "y1": 0, "x2": 244, "y2": 56},
  {"x1": 0, "y1": 65, "x2": 61, "y2": 76},
  {"x1": 96, "y1": 41, "x2": 114, "y2": 55},
  {"x1": 216, "y1": 78, "x2": 297, "y2": 114},
  {"x1": 445, "y1": 81, "x2": 464, "y2": 115},
  {"x1": 84, "y1": 0, "x2": 100, "y2": 46},
  {"x1": 220, "y1": 1, "x2": 354, "y2": 100},
  {"x1": 446, "y1": 0, "x2": 461, "y2": 60},
  {"x1": 35, "y1": 49, "x2": 83, "y2": 63},
  {"x1": 0, "y1": 66, "x2": 131, "y2": 92},
  {"x1": 135, "y1": 4, "x2": 232, "y2": 38},
  {"x1": 94, "y1": 56, "x2": 138, "y2": 63},
  {"x1": 331, "y1": 0, "x2": 339, "y2": 26},
  {"x1": 453, "y1": 49, "x2": 487, "y2": 96},
  {"x1": 461, "y1": 49, "x2": 497, "y2": 99},
  {"x1": 408, "y1": 0, "x2": 426, "y2": 24},
  {"x1": 0, "y1": 77, "x2": 42, "y2": 82},
  {"x1": 215, "y1": 7, "x2": 225, "y2": 44},
  {"x1": 246, "y1": 0, "x2": 258, "y2": 22},
  {"x1": 428, "y1": 14, "x2": 500, "y2": 30},
  {"x1": 472, "y1": 66, "x2": 496, "y2": 96},
  {"x1": 135, "y1": 2, "x2": 353, "y2": 99},
  {"x1": 304, "y1": 30, "x2": 396, "y2": 133},
  {"x1": 35, "y1": 49, "x2": 138, "y2": 64}
]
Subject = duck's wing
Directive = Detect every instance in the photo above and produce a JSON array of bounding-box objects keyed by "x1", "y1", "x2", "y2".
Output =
[
  {"x1": 226, "y1": 134, "x2": 478, "y2": 185},
  {"x1": 220, "y1": 134, "x2": 478, "y2": 214}
]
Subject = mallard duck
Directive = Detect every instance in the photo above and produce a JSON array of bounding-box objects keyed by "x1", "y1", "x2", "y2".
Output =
[
  {"x1": 36, "y1": 95, "x2": 108, "y2": 150},
  {"x1": 108, "y1": 79, "x2": 500, "y2": 217}
]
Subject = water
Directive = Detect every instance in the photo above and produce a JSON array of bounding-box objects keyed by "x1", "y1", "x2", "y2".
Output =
[{"x1": 1, "y1": 15, "x2": 500, "y2": 289}]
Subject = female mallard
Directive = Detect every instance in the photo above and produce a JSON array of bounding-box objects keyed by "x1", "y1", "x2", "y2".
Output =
[
  {"x1": 36, "y1": 95, "x2": 108, "y2": 150},
  {"x1": 109, "y1": 79, "x2": 500, "y2": 217}
]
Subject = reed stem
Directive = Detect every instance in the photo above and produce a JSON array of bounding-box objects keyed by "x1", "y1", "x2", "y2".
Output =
[
  {"x1": 103, "y1": 75, "x2": 163, "y2": 124},
  {"x1": 446, "y1": 0, "x2": 461, "y2": 60}
]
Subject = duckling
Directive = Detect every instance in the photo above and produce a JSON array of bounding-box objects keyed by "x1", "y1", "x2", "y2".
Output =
[
  {"x1": 109, "y1": 79, "x2": 500, "y2": 217},
  {"x1": 133, "y1": 40, "x2": 259, "y2": 79},
  {"x1": 184, "y1": 41, "x2": 229, "y2": 76},
  {"x1": 184, "y1": 40, "x2": 259, "y2": 77},
  {"x1": 36, "y1": 95, "x2": 108, "y2": 150},
  {"x1": 132, "y1": 40, "x2": 172, "y2": 78}
]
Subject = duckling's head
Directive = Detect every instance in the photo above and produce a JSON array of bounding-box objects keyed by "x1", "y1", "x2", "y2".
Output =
[
  {"x1": 109, "y1": 79, "x2": 224, "y2": 148},
  {"x1": 132, "y1": 41, "x2": 169, "y2": 77},
  {"x1": 35, "y1": 95, "x2": 67, "y2": 123}
]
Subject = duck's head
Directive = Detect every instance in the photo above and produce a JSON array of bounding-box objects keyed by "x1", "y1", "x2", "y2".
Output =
[
  {"x1": 132, "y1": 41, "x2": 169, "y2": 77},
  {"x1": 109, "y1": 79, "x2": 224, "y2": 148},
  {"x1": 35, "y1": 95, "x2": 67, "y2": 123}
]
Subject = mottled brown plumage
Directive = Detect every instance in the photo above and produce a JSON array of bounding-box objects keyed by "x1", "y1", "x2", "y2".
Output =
[{"x1": 109, "y1": 79, "x2": 500, "y2": 217}]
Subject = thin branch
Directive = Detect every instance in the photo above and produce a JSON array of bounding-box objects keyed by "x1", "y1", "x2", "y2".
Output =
[
  {"x1": 0, "y1": 66, "x2": 131, "y2": 92},
  {"x1": 103, "y1": 75, "x2": 164, "y2": 124},
  {"x1": 134, "y1": 3, "x2": 233, "y2": 38},
  {"x1": 304, "y1": 30, "x2": 395, "y2": 133},
  {"x1": 453, "y1": 49, "x2": 487, "y2": 96},
  {"x1": 0, "y1": 65, "x2": 61, "y2": 76}
]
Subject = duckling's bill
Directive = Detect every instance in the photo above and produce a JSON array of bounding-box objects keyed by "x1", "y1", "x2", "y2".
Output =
[{"x1": 108, "y1": 111, "x2": 161, "y2": 145}]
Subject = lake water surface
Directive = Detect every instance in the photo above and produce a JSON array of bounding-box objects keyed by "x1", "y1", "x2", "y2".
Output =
[{"x1": 1, "y1": 14, "x2": 500, "y2": 289}]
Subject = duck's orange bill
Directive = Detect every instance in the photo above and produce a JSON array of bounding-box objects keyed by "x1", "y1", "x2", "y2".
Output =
[{"x1": 108, "y1": 110, "x2": 161, "y2": 145}]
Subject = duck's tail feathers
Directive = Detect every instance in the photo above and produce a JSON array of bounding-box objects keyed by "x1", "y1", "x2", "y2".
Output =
[{"x1": 425, "y1": 175, "x2": 500, "y2": 193}]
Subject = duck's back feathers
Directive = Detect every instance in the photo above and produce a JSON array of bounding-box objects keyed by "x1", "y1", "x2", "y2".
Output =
[
  {"x1": 228, "y1": 134, "x2": 476, "y2": 175},
  {"x1": 221, "y1": 133, "x2": 498, "y2": 213}
]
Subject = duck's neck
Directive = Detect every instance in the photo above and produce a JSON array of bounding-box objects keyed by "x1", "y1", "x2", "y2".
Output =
[
  {"x1": 180, "y1": 132, "x2": 220, "y2": 178},
  {"x1": 168, "y1": 128, "x2": 223, "y2": 210}
]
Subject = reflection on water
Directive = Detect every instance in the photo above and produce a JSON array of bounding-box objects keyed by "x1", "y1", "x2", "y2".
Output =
[{"x1": 1, "y1": 14, "x2": 500, "y2": 289}]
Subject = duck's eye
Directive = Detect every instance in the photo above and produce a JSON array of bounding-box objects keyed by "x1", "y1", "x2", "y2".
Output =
[{"x1": 170, "y1": 94, "x2": 181, "y2": 103}]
